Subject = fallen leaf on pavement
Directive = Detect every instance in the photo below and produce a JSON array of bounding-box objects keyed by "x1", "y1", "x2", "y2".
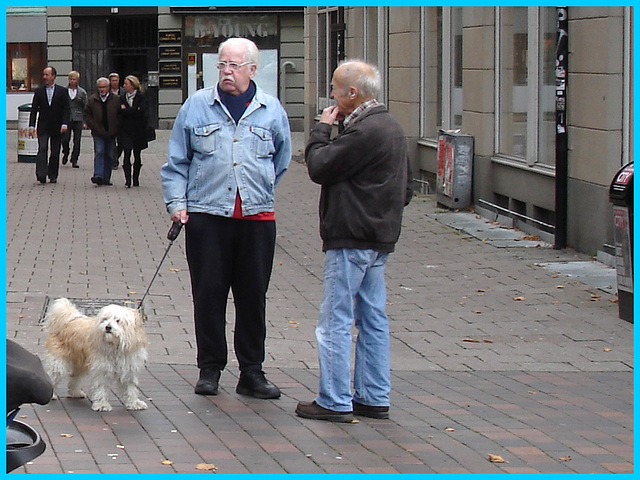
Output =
[
  {"x1": 445, "y1": 427, "x2": 455, "y2": 432},
  {"x1": 488, "y1": 453, "x2": 508, "y2": 463},
  {"x1": 463, "y1": 339, "x2": 481, "y2": 343},
  {"x1": 196, "y1": 463, "x2": 217, "y2": 471},
  {"x1": 161, "y1": 459, "x2": 173, "y2": 465},
  {"x1": 559, "y1": 456, "x2": 571, "y2": 462},
  {"x1": 60, "y1": 433, "x2": 73, "y2": 438},
  {"x1": 169, "y1": 268, "x2": 181, "y2": 272},
  {"x1": 513, "y1": 296, "x2": 526, "y2": 301},
  {"x1": 604, "y1": 348, "x2": 612, "y2": 352}
]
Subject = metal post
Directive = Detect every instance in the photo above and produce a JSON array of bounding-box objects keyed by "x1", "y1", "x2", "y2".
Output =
[{"x1": 554, "y1": 7, "x2": 569, "y2": 249}]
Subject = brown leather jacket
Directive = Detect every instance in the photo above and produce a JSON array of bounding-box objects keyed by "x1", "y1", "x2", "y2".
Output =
[{"x1": 84, "y1": 92, "x2": 120, "y2": 138}]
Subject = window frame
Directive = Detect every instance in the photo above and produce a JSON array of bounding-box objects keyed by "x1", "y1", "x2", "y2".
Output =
[
  {"x1": 420, "y1": 6, "x2": 462, "y2": 141},
  {"x1": 363, "y1": 6, "x2": 388, "y2": 105},
  {"x1": 317, "y1": 7, "x2": 345, "y2": 112}
]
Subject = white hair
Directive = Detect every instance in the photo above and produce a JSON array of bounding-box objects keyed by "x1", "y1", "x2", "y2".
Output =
[
  {"x1": 337, "y1": 59, "x2": 382, "y2": 99},
  {"x1": 218, "y1": 37, "x2": 260, "y2": 69}
]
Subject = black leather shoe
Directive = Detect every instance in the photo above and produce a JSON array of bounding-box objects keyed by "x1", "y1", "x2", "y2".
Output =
[
  {"x1": 236, "y1": 370, "x2": 281, "y2": 399},
  {"x1": 72, "y1": 163, "x2": 79, "y2": 168},
  {"x1": 195, "y1": 369, "x2": 221, "y2": 396},
  {"x1": 295, "y1": 400, "x2": 353, "y2": 422},
  {"x1": 37, "y1": 176, "x2": 46, "y2": 184},
  {"x1": 62, "y1": 155, "x2": 68, "y2": 165},
  {"x1": 353, "y1": 401, "x2": 389, "y2": 419},
  {"x1": 91, "y1": 176, "x2": 103, "y2": 186},
  {"x1": 49, "y1": 178, "x2": 57, "y2": 184},
  {"x1": 103, "y1": 181, "x2": 113, "y2": 186}
]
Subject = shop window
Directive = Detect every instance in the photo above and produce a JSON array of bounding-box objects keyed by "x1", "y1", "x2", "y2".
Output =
[
  {"x1": 496, "y1": 7, "x2": 556, "y2": 166},
  {"x1": 7, "y1": 43, "x2": 46, "y2": 92},
  {"x1": 317, "y1": 7, "x2": 345, "y2": 111}
]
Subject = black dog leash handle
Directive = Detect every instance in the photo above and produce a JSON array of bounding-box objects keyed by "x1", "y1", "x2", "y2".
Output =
[
  {"x1": 167, "y1": 221, "x2": 183, "y2": 241},
  {"x1": 138, "y1": 222, "x2": 184, "y2": 311}
]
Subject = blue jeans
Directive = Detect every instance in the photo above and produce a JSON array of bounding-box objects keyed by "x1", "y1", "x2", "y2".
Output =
[
  {"x1": 92, "y1": 135, "x2": 114, "y2": 182},
  {"x1": 316, "y1": 248, "x2": 391, "y2": 412}
]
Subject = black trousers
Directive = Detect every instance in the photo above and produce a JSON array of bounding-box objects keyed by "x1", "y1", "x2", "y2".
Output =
[
  {"x1": 185, "y1": 213, "x2": 276, "y2": 372},
  {"x1": 62, "y1": 120, "x2": 83, "y2": 164},
  {"x1": 35, "y1": 131, "x2": 62, "y2": 181}
]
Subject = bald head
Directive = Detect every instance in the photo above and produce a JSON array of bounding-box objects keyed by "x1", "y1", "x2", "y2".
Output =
[{"x1": 334, "y1": 60, "x2": 381, "y2": 101}]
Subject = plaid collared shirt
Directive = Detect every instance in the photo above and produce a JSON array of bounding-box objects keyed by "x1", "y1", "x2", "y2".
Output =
[{"x1": 343, "y1": 98, "x2": 380, "y2": 128}]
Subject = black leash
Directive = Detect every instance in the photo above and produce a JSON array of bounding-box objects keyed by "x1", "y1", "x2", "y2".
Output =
[{"x1": 138, "y1": 222, "x2": 183, "y2": 310}]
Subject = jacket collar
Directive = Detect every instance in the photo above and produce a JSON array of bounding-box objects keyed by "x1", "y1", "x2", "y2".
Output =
[
  {"x1": 343, "y1": 103, "x2": 386, "y2": 128},
  {"x1": 209, "y1": 83, "x2": 267, "y2": 107},
  {"x1": 208, "y1": 82, "x2": 267, "y2": 121}
]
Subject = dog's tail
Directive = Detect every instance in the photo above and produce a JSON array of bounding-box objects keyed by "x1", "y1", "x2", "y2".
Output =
[{"x1": 44, "y1": 298, "x2": 86, "y2": 334}]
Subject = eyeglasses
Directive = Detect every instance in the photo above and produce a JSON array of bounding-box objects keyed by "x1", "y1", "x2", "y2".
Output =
[{"x1": 216, "y1": 61, "x2": 253, "y2": 71}]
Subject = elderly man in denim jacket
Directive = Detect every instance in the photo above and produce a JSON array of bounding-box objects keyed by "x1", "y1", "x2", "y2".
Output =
[{"x1": 161, "y1": 37, "x2": 291, "y2": 399}]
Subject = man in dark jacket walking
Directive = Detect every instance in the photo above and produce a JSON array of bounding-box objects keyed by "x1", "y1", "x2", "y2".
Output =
[
  {"x1": 28, "y1": 66, "x2": 70, "y2": 184},
  {"x1": 84, "y1": 77, "x2": 120, "y2": 186},
  {"x1": 296, "y1": 60, "x2": 413, "y2": 422}
]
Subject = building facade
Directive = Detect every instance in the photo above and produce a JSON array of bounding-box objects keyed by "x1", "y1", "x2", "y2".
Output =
[
  {"x1": 6, "y1": 6, "x2": 304, "y2": 131},
  {"x1": 304, "y1": 6, "x2": 634, "y2": 258}
]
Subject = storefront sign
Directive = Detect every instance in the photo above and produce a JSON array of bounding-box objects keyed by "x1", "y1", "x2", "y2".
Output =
[
  {"x1": 159, "y1": 30, "x2": 181, "y2": 44},
  {"x1": 159, "y1": 46, "x2": 182, "y2": 59},
  {"x1": 159, "y1": 61, "x2": 182, "y2": 74},
  {"x1": 185, "y1": 15, "x2": 278, "y2": 46},
  {"x1": 159, "y1": 76, "x2": 182, "y2": 88}
]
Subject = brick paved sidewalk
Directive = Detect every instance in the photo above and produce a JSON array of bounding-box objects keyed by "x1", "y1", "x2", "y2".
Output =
[{"x1": 6, "y1": 130, "x2": 633, "y2": 474}]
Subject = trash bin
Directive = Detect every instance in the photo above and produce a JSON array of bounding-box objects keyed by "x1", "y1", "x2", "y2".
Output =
[
  {"x1": 436, "y1": 130, "x2": 474, "y2": 209},
  {"x1": 609, "y1": 162, "x2": 633, "y2": 323},
  {"x1": 17, "y1": 104, "x2": 38, "y2": 163}
]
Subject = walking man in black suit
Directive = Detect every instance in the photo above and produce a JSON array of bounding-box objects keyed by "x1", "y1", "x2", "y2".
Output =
[{"x1": 28, "y1": 66, "x2": 70, "y2": 184}]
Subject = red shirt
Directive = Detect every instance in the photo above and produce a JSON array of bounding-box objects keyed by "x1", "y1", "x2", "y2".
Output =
[{"x1": 232, "y1": 192, "x2": 275, "y2": 221}]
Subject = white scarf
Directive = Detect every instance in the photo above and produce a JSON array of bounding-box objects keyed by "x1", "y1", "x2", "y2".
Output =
[{"x1": 126, "y1": 91, "x2": 136, "y2": 107}]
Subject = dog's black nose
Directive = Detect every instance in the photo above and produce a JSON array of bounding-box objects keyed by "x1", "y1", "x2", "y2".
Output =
[{"x1": 105, "y1": 325, "x2": 112, "y2": 332}]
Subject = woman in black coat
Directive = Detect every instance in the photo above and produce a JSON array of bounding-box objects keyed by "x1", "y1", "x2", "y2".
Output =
[{"x1": 118, "y1": 75, "x2": 148, "y2": 187}]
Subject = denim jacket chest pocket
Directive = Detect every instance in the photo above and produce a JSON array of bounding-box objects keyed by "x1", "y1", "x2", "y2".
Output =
[
  {"x1": 192, "y1": 123, "x2": 221, "y2": 154},
  {"x1": 250, "y1": 126, "x2": 275, "y2": 158}
]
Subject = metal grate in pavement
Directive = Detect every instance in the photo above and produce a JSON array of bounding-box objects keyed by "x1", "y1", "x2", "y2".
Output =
[{"x1": 39, "y1": 297, "x2": 140, "y2": 323}]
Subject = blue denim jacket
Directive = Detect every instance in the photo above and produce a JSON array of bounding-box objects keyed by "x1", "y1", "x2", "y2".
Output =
[{"x1": 161, "y1": 85, "x2": 291, "y2": 217}]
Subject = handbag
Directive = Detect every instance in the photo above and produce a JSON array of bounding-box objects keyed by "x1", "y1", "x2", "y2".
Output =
[{"x1": 146, "y1": 125, "x2": 156, "y2": 142}]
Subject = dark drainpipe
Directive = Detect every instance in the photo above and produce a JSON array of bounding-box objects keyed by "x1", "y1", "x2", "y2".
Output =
[{"x1": 554, "y1": 7, "x2": 569, "y2": 249}]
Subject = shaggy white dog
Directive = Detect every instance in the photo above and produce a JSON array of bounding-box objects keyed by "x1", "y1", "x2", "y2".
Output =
[{"x1": 43, "y1": 298, "x2": 148, "y2": 412}]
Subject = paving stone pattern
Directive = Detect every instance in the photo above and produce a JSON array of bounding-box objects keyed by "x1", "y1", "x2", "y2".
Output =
[{"x1": 6, "y1": 130, "x2": 633, "y2": 474}]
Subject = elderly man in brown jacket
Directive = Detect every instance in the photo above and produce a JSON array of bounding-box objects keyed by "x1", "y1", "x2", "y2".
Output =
[{"x1": 84, "y1": 76, "x2": 120, "y2": 186}]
